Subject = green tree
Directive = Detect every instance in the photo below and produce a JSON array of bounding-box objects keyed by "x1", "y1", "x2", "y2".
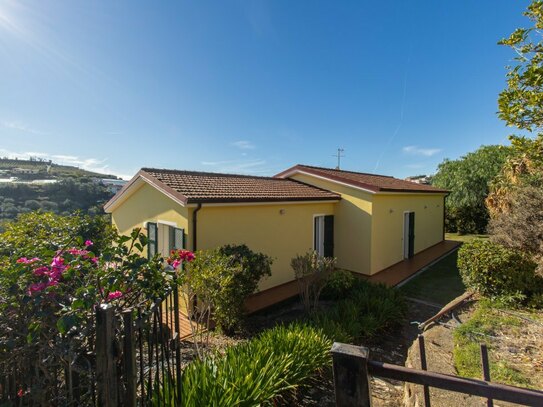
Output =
[
  {"x1": 498, "y1": 1, "x2": 543, "y2": 132},
  {"x1": 486, "y1": 1, "x2": 543, "y2": 277},
  {"x1": 432, "y1": 145, "x2": 510, "y2": 234}
]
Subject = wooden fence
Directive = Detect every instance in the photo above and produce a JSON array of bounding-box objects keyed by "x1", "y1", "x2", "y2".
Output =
[
  {"x1": 331, "y1": 340, "x2": 543, "y2": 407},
  {"x1": 95, "y1": 288, "x2": 184, "y2": 407}
]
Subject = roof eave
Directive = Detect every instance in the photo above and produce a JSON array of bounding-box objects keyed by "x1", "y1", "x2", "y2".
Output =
[
  {"x1": 276, "y1": 166, "x2": 448, "y2": 195},
  {"x1": 104, "y1": 170, "x2": 189, "y2": 213}
]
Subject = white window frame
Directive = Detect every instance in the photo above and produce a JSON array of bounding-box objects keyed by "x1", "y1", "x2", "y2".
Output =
[{"x1": 313, "y1": 214, "x2": 326, "y2": 256}]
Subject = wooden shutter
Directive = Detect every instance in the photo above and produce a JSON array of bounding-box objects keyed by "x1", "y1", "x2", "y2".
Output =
[
  {"x1": 147, "y1": 222, "x2": 157, "y2": 259},
  {"x1": 408, "y1": 212, "x2": 415, "y2": 258},
  {"x1": 323, "y1": 215, "x2": 334, "y2": 258}
]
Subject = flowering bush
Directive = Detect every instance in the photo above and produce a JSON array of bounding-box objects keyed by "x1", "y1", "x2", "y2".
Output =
[{"x1": 0, "y1": 228, "x2": 184, "y2": 405}]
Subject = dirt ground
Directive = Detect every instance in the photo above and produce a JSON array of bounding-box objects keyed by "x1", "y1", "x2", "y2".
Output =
[{"x1": 405, "y1": 302, "x2": 543, "y2": 407}]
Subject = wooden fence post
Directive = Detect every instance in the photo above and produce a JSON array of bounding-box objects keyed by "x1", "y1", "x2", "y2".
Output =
[
  {"x1": 96, "y1": 306, "x2": 118, "y2": 407},
  {"x1": 331, "y1": 342, "x2": 373, "y2": 407},
  {"x1": 123, "y1": 310, "x2": 137, "y2": 407},
  {"x1": 480, "y1": 343, "x2": 493, "y2": 407}
]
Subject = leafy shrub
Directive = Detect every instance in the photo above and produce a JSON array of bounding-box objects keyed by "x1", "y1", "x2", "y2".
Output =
[
  {"x1": 0, "y1": 227, "x2": 177, "y2": 405},
  {"x1": 184, "y1": 245, "x2": 272, "y2": 336},
  {"x1": 160, "y1": 323, "x2": 331, "y2": 407},
  {"x1": 312, "y1": 279, "x2": 406, "y2": 343},
  {"x1": 292, "y1": 251, "x2": 336, "y2": 312},
  {"x1": 321, "y1": 269, "x2": 356, "y2": 300},
  {"x1": 458, "y1": 240, "x2": 541, "y2": 302}
]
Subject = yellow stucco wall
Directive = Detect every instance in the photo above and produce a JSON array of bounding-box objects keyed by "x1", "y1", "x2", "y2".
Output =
[
  {"x1": 196, "y1": 202, "x2": 336, "y2": 291},
  {"x1": 288, "y1": 173, "x2": 373, "y2": 275},
  {"x1": 370, "y1": 194, "x2": 445, "y2": 273},
  {"x1": 110, "y1": 182, "x2": 190, "y2": 255}
]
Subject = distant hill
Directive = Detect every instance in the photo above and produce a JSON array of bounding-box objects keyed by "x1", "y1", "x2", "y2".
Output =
[
  {"x1": 0, "y1": 157, "x2": 119, "y2": 180},
  {"x1": 0, "y1": 158, "x2": 119, "y2": 224}
]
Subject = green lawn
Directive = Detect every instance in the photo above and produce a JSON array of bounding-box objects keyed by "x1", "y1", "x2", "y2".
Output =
[
  {"x1": 400, "y1": 250, "x2": 466, "y2": 305},
  {"x1": 445, "y1": 232, "x2": 489, "y2": 243}
]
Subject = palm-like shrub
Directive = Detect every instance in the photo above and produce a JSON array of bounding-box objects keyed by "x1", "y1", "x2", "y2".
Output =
[{"x1": 174, "y1": 323, "x2": 332, "y2": 407}]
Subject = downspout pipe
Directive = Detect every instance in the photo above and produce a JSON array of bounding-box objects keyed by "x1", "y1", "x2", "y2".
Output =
[{"x1": 192, "y1": 203, "x2": 202, "y2": 251}]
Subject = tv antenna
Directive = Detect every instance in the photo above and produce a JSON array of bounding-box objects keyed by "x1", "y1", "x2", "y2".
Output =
[{"x1": 333, "y1": 148, "x2": 345, "y2": 169}]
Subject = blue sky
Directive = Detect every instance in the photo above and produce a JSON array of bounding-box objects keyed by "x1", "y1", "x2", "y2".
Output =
[{"x1": 0, "y1": 0, "x2": 531, "y2": 179}]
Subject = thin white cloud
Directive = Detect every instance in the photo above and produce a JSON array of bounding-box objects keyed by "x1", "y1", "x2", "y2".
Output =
[
  {"x1": 231, "y1": 140, "x2": 256, "y2": 150},
  {"x1": 1, "y1": 120, "x2": 49, "y2": 135},
  {"x1": 201, "y1": 159, "x2": 268, "y2": 174},
  {"x1": 402, "y1": 145, "x2": 442, "y2": 157}
]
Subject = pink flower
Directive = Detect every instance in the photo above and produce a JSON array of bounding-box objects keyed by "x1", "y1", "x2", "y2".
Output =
[
  {"x1": 90, "y1": 257, "x2": 99, "y2": 265},
  {"x1": 17, "y1": 388, "x2": 23, "y2": 397},
  {"x1": 107, "y1": 291, "x2": 123, "y2": 301},
  {"x1": 46, "y1": 280, "x2": 59, "y2": 288},
  {"x1": 67, "y1": 248, "x2": 89, "y2": 256},
  {"x1": 180, "y1": 250, "x2": 195, "y2": 262},
  {"x1": 51, "y1": 256, "x2": 64, "y2": 268},
  {"x1": 17, "y1": 257, "x2": 40, "y2": 264},
  {"x1": 28, "y1": 282, "x2": 47, "y2": 295},
  {"x1": 85, "y1": 240, "x2": 93, "y2": 246},
  {"x1": 171, "y1": 259, "x2": 181, "y2": 269},
  {"x1": 33, "y1": 266, "x2": 49, "y2": 276}
]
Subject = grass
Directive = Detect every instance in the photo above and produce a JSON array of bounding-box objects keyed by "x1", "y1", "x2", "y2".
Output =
[
  {"x1": 453, "y1": 301, "x2": 531, "y2": 387},
  {"x1": 445, "y1": 232, "x2": 489, "y2": 243},
  {"x1": 400, "y1": 250, "x2": 466, "y2": 305}
]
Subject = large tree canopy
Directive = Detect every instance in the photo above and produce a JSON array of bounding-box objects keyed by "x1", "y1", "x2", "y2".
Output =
[
  {"x1": 487, "y1": 1, "x2": 543, "y2": 273},
  {"x1": 432, "y1": 145, "x2": 510, "y2": 234}
]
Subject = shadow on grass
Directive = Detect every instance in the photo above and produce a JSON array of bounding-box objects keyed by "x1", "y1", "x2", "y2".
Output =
[{"x1": 400, "y1": 250, "x2": 466, "y2": 306}]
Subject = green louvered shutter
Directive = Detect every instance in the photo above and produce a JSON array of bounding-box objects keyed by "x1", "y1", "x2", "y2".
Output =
[
  {"x1": 147, "y1": 222, "x2": 158, "y2": 259},
  {"x1": 173, "y1": 227, "x2": 185, "y2": 249},
  {"x1": 323, "y1": 215, "x2": 334, "y2": 258}
]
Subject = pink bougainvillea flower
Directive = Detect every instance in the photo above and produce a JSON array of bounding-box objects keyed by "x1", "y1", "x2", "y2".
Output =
[
  {"x1": 46, "y1": 280, "x2": 59, "y2": 288},
  {"x1": 28, "y1": 282, "x2": 47, "y2": 295},
  {"x1": 107, "y1": 291, "x2": 123, "y2": 301},
  {"x1": 90, "y1": 257, "x2": 99, "y2": 265},
  {"x1": 51, "y1": 256, "x2": 65, "y2": 268},
  {"x1": 171, "y1": 259, "x2": 181, "y2": 269},
  {"x1": 33, "y1": 266, "x2": 49, "y2": 276},
  {"x1": 180, "y1": 250, "x2": 195, "y2": 262},
  {"x1": 85, "y1": 240, "x2": 93, "y2": 246},
  {"x1": 17, "y1": 257, "x2": 41, "y2": 264}
]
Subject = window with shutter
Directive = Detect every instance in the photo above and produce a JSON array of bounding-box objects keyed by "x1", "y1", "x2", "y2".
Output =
[
  {"x1": 323, "y1": 215, "x2": 334, "y2": 258},
  {"x1": 147, "y1": 222, "x2": 158, "y2": 259},
  {"x1": 173, "y1": 227, "x2": 185, "y2": 250}
]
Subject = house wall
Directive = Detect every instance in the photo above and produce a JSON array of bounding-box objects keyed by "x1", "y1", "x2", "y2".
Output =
[
  {"x1": 288, "y1": 173, "x2": 373, "y2": 275},
  {"x1": 370, "y1": 194, "x2": 446, "y2": 273},
  {"x1": 110, "y1": 182, "x2": 190, "y2": 256},
  {"x1": 196, "y1": 201, "x2": 336, "y2": 292}
]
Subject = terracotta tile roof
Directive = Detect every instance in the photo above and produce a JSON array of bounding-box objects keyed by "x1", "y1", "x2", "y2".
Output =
[
  {"x1": 140, "y1": 168, "x2": 341, "y2": 204},
  {"x1": 275, "y1": 165, "x2": 448, "y2": 194}
]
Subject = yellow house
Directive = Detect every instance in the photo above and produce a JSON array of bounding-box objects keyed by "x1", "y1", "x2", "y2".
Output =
[{"x1": 104, "y1": 165, "x2": 451, "y2": 312}]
